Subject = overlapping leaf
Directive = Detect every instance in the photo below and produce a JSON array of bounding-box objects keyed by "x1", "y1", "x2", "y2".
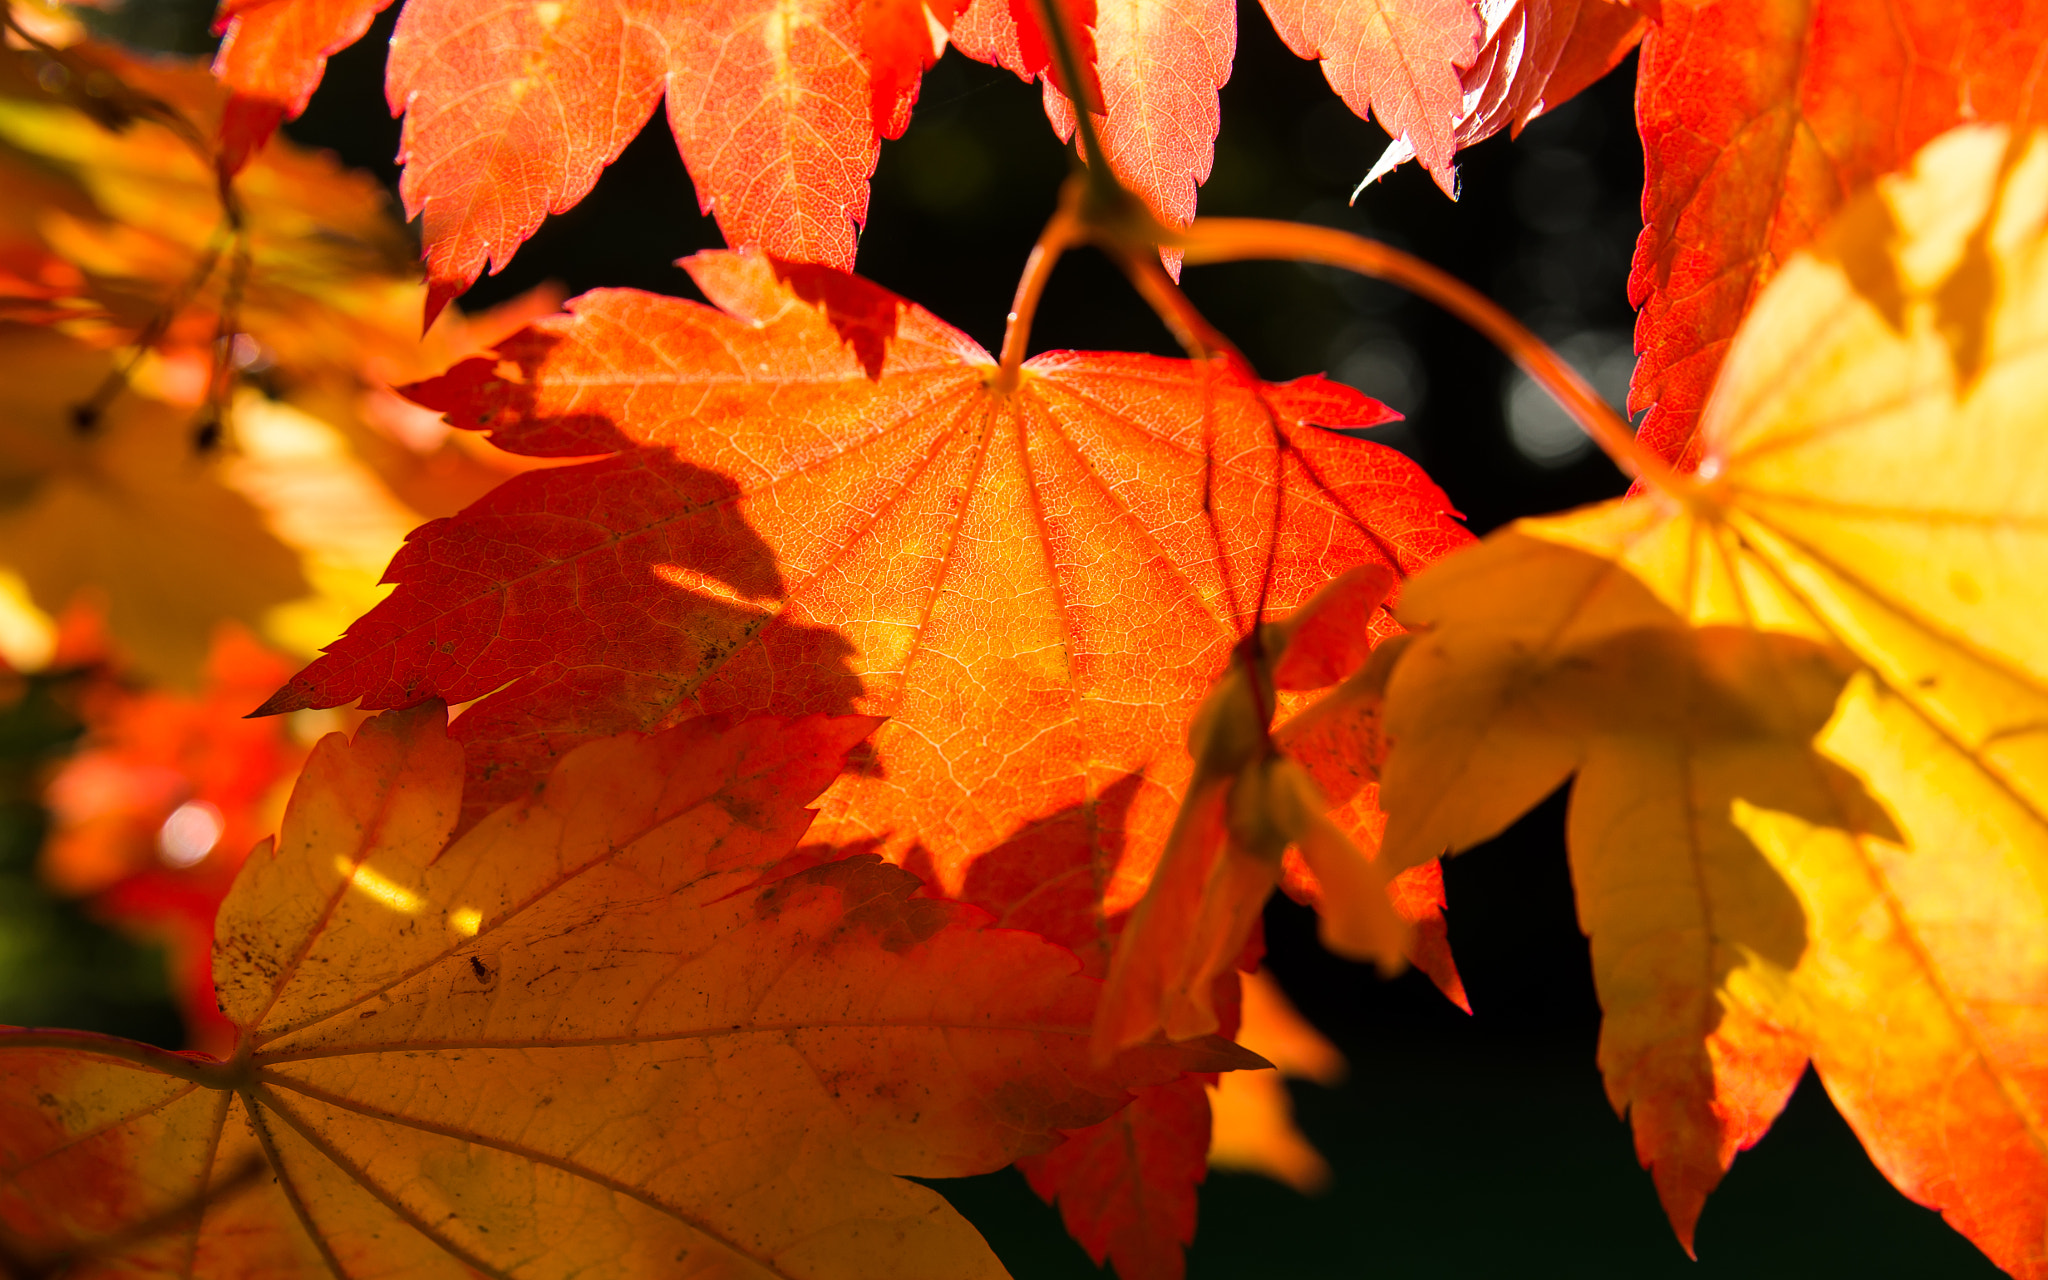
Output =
[
  {"x1": 254, "y1": 250, "x2": 1464, "y2": 1278},
  {"x1": 210, "y1": 0, "x2": 397, "y2": 168},
  {"x1": 1355, "y1": 0, "x2": 1645, "y2": 193},
  {"x1": 381, "y1": 0, "x2": 879, "y2": 319},
  {"x1": 1628, "y1": 0, "x2": 2048, "y2": 471},
  {"x1": 264, "y1": 249, "x2": 1467, "y2": 907},
  {"x1": 0, "y1": 704, "x2": 1251, "y2": 1278},
  {"x1": 251, "y1": 0, "x2": 1636, "y2": 310},
  {"x1": 1377, "y1": 124, "x2": 2048, "y2": 1271}
]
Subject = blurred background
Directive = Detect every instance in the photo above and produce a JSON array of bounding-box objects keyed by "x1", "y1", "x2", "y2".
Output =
[{"x1": 4, "y1": 1, "x2": 2000, "y2": 1274}]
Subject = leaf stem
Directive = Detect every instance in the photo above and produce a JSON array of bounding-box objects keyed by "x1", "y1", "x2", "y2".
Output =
[
  {"x1": 1023, "y1": 0, "x2": 1112, "y2": 181},
  {"x1": 0, "y1": 1028, "x2": 239, "y2": 1087},
  {"x1": 996, "y1": 191, "x2": 1081, "y2": 392},
  {"x1": 1178, "y1": 218, "x2": 1686, "y2": 494}
]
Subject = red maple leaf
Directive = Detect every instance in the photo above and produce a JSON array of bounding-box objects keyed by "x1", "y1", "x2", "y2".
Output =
[
  {"x1": 209, "y1": 0, "x2": 397, "y2": 171},
  {"x1": 1628, "y1": 0, "x2": 2048, "y2": 470}
]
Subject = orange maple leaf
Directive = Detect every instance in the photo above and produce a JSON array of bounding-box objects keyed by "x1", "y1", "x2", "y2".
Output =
[
  {"x1": 0, "y1": 703, "x2": 1253, "y2": 1276},
  {"x1": 1354, "y1": 0, "x2": 1646, "y2": 192},
  {"x1": 262, "y1": 250, "x2": 1468, "y2": 923},
  {"x1": 251, "y1": 250, "x2": 1464, "y2": 1280},
  {"x1": 1628, "y1": 0, "x2": 2048, "y2": 471},
  {"x1": 1257, "y1": 0, "x2": 1482, "y2": 194},
  {"x1": 209, "y1": 0, "x2": 397, "y2": 171}
]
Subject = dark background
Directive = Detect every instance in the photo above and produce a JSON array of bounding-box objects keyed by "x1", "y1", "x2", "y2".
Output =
[{"x1": 8, "y1": 2, "x2": 1998, "y2": 1274}]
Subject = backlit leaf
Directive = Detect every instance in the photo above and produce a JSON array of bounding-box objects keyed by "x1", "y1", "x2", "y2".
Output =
[
  {"x1": 1256, "y1": 0, "x2": 1482, "y2": 195},
  {"x1": 263, "y1": 250, "x2": 1468, "y2": 936},
  {"x1": 386, "y1": 0, "x2": 896, "y2": 318},
  {"x1": 1378, "y1": 123, "x2": 2048, "y2": 1269},
  {"x1": 209, "y1": 0, "x2": 399, "y2": 169},
  {"x1": 1355, "y1": 0, "x2": 1645, "y2": 193},
  {"x1": 1628, "y1": 0, "x2": 2048, "y2": 471},
  {"x1": 0, "y1": 704, "x2": 1252, "y2": 1277}
]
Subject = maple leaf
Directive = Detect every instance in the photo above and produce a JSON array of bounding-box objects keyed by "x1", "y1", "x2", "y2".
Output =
[
  {"x1": 1256, "y1": 0, "x2": 1482, "y2": 196},
  {"x1": 0, "y1": 703, "x2": 1254, "y2": 1277},
  {"x1": 262, "y1": 249, "x2": 1468, "y2": 914},
  {"x1": 1628, "y1": 0, "x2": 2048, "y2": 472},
  {"x1": 254, "y1": 251, "x2": 1463, "y2": 1279},
  {"x1": 1354, "y1": 0, "x2": 1646, "y2": 193},
  {"x1": 1376, "y1": 123, "x2": 2048, "y2": 1269},
  {"x1": 210, "y1": 0, "x2": 398, "y2": 171},
  {"x1": 383, "y1": 0, "x2": 894, "y2": 320}
]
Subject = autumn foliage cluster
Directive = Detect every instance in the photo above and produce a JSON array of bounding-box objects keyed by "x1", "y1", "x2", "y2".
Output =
[{"x1": 0, "y1": 0, "x2": 2045, "y2": 1275}]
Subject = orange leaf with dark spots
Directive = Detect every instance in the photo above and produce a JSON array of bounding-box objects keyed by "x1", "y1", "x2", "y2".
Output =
[{"x1": 1, "y1": 703, "x2": 1253, "y2": 1278}]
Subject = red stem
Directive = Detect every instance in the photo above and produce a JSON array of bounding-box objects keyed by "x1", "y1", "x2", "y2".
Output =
[{"x1": 1177, "y1": 218, "x2": 1686, "y2": 494}]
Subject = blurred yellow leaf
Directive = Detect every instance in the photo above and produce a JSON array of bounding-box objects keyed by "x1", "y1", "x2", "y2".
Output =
[
  {"x1": 1206, "y1": 968, "x2": 1346, "y2": 1193},
  {"x1": 1377, "y1": 123, "x2": 2048, "y2": 1271},
  {"x1": 0, "y1": 325, "x2": 307, "y2": 683},
  {"x1": 0, "y1": 39, "x2": 561, "y2": 680}
]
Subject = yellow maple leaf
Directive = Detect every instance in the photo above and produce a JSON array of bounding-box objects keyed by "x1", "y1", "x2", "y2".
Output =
[{"x1": 1376, "y1": 122, "x2": 2048, "y2": 1271}]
